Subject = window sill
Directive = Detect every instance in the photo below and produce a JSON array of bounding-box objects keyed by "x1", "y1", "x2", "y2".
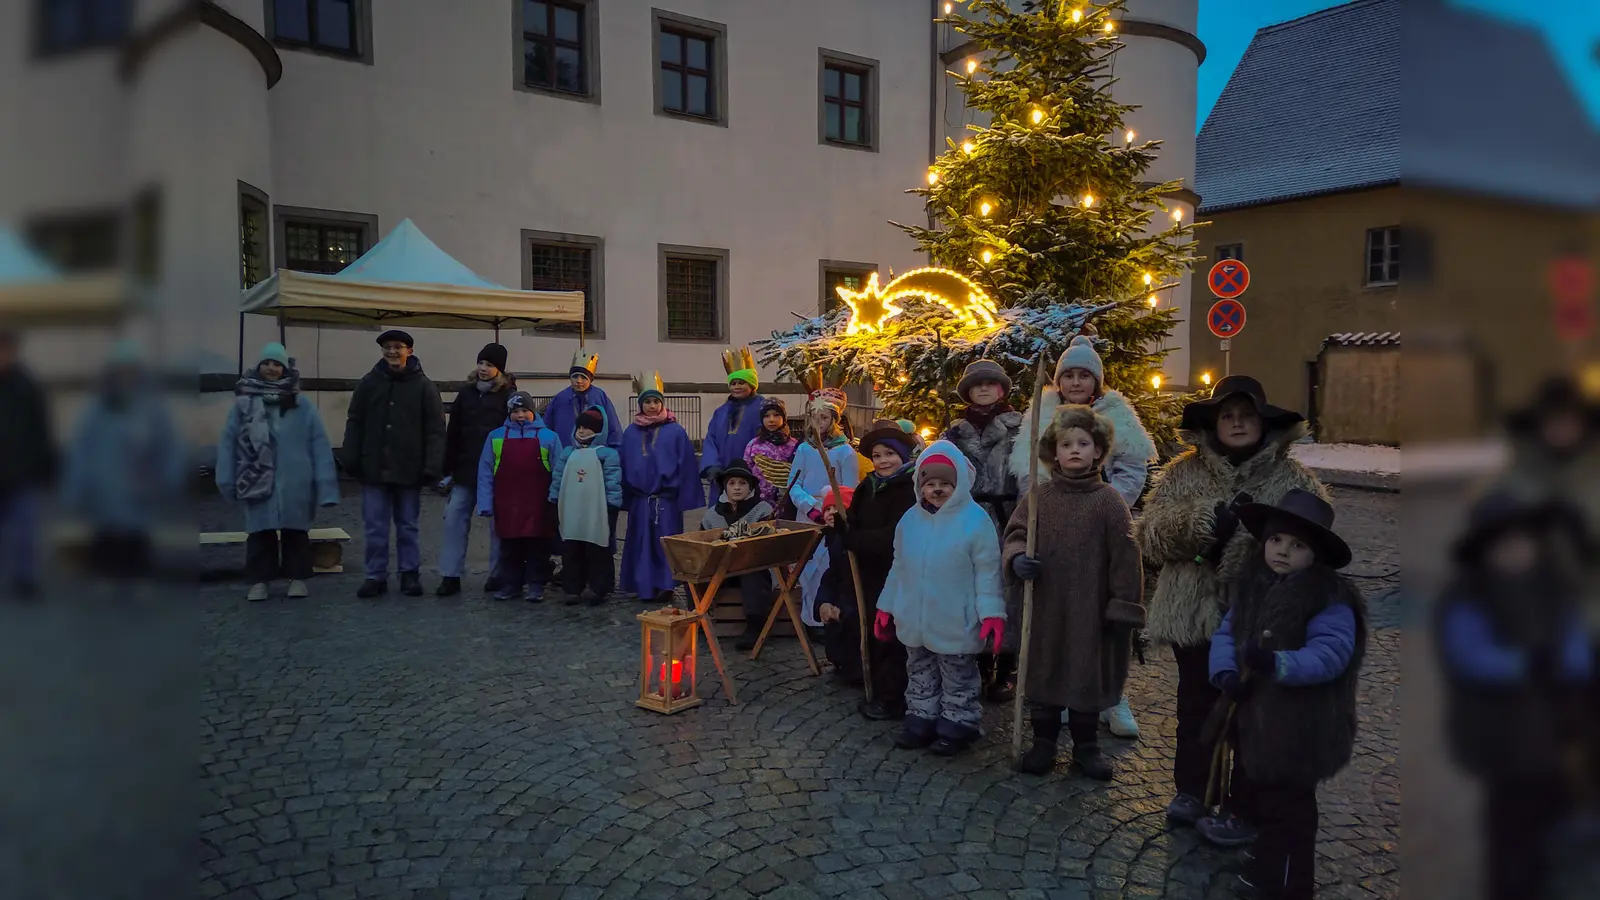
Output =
[
  {"x1": 820, "y1": 137, "x2": 878, "y2": 153},
  {"x1": 655, "y1": 107, "x2": 727, "y2": 128},
  {"x1": 515, "y1": 81, "x2": 599, "y2": 105},
  {"x1": 662, "y1": 335, "x2": 727, "y2": 344},
  {"x1": 272, "y1": 39, "x2": 371, "y2": 65},
  {"x1": 32, "y1": 40, "x2": 125, "y2": 61},
  {"x1": 1363, "y1": 281, "x2": 1399, "y2": 289},
  {"x1": 520, "y1": 326, "x2": 606, "y2": 339}
]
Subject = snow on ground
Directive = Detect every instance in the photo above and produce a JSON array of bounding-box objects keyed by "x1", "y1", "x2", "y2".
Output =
[{"x1": 1291, "y1": 441, "x2": 1401, "y2": 475}]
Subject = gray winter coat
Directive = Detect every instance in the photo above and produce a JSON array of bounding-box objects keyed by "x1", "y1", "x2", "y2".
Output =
[
  {"x1": 216, "y1": 398, "x2": 341, "y2": 532},
  {"x1": 945, "y1": 408, "x2": 1024, "y2": 530}
]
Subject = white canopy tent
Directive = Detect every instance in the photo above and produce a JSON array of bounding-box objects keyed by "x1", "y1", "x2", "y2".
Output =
[
  {"x1": 0, "y1": 227, "x2": 128, "y2": 327},
  {"x1": 240, "y1": 218, "x2": 584, "y2": 334}
]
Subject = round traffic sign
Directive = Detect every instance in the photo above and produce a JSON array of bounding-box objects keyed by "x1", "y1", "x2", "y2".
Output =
[
  {"x1": 1208, "y1": 298, "x2": 1247, "y2": 339},
  {"x1": 1208, "y1": 259, "x2": 1251, "y2": 300}
]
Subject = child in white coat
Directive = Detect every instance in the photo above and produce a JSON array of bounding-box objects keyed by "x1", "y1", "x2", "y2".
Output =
[{"x1": 875, "y1": 441, "x2": 1005, "y2": 756}]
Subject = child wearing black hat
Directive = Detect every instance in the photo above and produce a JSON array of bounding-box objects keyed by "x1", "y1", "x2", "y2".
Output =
[
  {"x1": 700, "y1": 460, "x2": 775, "y2": 649},
  {"x1": 550, "y1": 407, "x2": 622, "y2": 605},
  {"x1": 1207, "y1": 489, "x2": 1367, "y2": 900}
]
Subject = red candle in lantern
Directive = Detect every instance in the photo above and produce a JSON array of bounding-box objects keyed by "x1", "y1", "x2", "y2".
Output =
[{"x1": 657, "y1": 659, "x2": 684, "y2": 698}]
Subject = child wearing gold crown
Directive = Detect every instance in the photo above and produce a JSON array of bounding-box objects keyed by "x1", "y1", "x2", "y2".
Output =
[
  {"x1": 700, "y1": 348, "x2": 767, "y2": 505},
  {"x1": 547, "y1": 349, "x2": 623, "y2": 453}
]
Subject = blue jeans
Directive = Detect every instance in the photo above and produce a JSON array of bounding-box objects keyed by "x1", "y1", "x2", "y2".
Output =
[
  {"x1": 361, "y1": 484, "x2": 422, "y2": 579},
  {"x1": 0, "y1": 488, "x2": 42, "y2": 588},
  {"x1": 438, "y1": 484, "x2": 499, "y2": 579}
]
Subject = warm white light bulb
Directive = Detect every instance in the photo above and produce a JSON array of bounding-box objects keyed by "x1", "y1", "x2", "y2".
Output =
[
  {"x1": 1148, "y1": 295, "x2": 1158, "y2": 307},
  {"x1": 899, "y1": 374, "x2": 909, "y2": 383},
  {"x1": 1172, "y1": 208, "x2": 1185, "y2": 222},
  {"x1": 1151, "y1": 374, "x2": 1163, "y2": 390},
  {"x1": 1105, "y1": 20, "x2": 1115, "y2": 32},
  {"x1": 981, "y1": 249, "x2": 993, "y2": 263},
  {"x1": 979, "y1": 201, "x2": 993, "y2": 216},
  {"x1": 943, "y1": 2, "x2": 952, "y2": 12},
  {"x1": 1201, "y1": 372, "x2": 1213, "y2": 386},
  {"x1": 1142, "y1": 272, "x2": 1153, "y2": 285},
  {"x1": 1082, "y1": 194, "x2": 1094, "y2": 207},
  {"x1": 1071, "y1": 8, "x2": 1083, "y2": 23},
  {"x1": 1031, "y1": 107, "x2": 1044, "y2": 125},
  {"x1": 1125, "y1": 130, "x2": 1136, "y2": 144},
  {"x1": 919, "y1": 427, "x2": 933, "y2": 439},
  {"x1": 927, "y1": 170, "x2": 939, "y2": 185},
  {"x1": 962, "y1": 141, "x2": 975, "y2": 154},
  {"x1": 966, "y1": 58, "x2": 978, "y2": 74}
]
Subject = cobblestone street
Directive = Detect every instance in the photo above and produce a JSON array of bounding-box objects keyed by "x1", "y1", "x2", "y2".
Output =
[{"x1": 199, "y1": 486, "x2": 1400, "y2": 900}]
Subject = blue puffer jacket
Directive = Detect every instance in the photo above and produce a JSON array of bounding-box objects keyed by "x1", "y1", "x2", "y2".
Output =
[
  {"x1": 215, "y1": 396, "x2": 340, "y2": 532},
  {"x1": 61, "y1": 393, "x2": 188, "y2": 532},
  {"x1": 876, "y1": 440, "x2": 1005, "y2": 654}
]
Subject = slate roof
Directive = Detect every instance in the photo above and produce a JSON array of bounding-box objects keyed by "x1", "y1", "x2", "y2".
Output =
[
  {"x1": 1324, "y1": 331, "x2": 1401, "y2": 348},
  {"x1": 1196, "y1": 0, "x2": 1600, "y2": 213}
]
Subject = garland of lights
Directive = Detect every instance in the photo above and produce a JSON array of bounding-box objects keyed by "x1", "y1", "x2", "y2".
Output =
[{"x1": 837, "y1": 267, "x2": 1000, "y2": 335}]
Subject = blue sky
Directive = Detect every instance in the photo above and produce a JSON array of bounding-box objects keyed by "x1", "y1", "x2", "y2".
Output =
[{"x1": 1196, "y1": 0, "x2": 1600, "y2": 131}]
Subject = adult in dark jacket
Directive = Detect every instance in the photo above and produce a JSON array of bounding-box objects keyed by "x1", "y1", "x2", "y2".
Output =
[
  {"x1": 436, "y1": 343, "x2": 516, "y2": 596},
  {"x1": 0, "y1": 330, "x2": 56, "y2": 597},
  {"x1": 825, "y1": 422, "x2": 918, "y2": 720},
  {"x1": 340, "y1": 330, "x2": 446, "y2": 598}
]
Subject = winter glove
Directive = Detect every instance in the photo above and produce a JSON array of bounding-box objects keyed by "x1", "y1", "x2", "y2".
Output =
[
  {"x1": 874, "y1": 610, "x2": 895, "y2": 642},
  {"x1": 808, "y1": 508, "x2": 825, "y2": 524},
  {"x1": 1010, "y1": 554, "x2": 1042, "y2": 581},
  {"x1": 1242, "y1": 646, "x2": 1277, "y2": 679},
  {"x1": 980, "y1": 617, "x2": 1005, "y2": 652},
  {"x1": 1216, "y1": 670, "x2": 1254, "y2": 703}
]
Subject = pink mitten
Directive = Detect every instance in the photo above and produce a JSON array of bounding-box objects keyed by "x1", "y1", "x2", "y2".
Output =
[
  {"x1": 980, "y1": 617, "x2": 1005, "y2": 652},
  {"x1": 874, "y1": 610, "x2": 895, "y2": 642}
]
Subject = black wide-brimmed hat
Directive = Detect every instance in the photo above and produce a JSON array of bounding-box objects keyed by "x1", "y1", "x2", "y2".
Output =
[
  {"x1": 1450, "y1": 488, "x2": 1591, "y2": 565},
  {"x1": 716, "y1": 459, "x2": 760, "y2": 491},
  {"x1": 1237, "y1": 489, "x2": 1352, "y2": 569},
  {"x1": 1503, "y1": 375, "x2": 1600, "y2": 434},
  {"x1": 858, "y1": 421, "x2": 915, "y2": 461},
  {"x1": 1180, "y1": 374, "x2": 1304, "y2": 433}
]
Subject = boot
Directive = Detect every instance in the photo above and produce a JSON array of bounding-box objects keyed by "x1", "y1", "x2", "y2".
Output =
[
  {"x1": 436, "y1": 576, "x2": 461, "y2": 597},
  {"x1": 1072, "y1": 743, "x2": 1115, "y2": 781},
  {"x1": 286, "y1": 580, "x2": 308, "y2": 599},
  {"x1": 399, "y1": 571, "x2": 424, "y2": 597},
  {"x1": 734, "y1": 616, "x2": 763, "y2": 651},
  {"x1": 929, "y1": 723, "x2": 981, "y2": 757},
  {"x1": 483, "y1": 575, "x2": 503, "y2": 593},
  {"x1": 246, "y1": 583, "x2": 269, "y2": 602},
  {"x1": 357, "y1": 578, "x2": 386, "y2": 599},
  {"x1": 1018, "y1": 717, "x2": 1062, "y2": 775}
]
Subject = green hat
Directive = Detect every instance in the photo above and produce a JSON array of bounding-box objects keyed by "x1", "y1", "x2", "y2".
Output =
[
  {"x1": 727, "y1": 368, "x2": 759, "y2": 390},
  {"x1": 259, "y1": 342, "x2": 290, "y2": 367}
]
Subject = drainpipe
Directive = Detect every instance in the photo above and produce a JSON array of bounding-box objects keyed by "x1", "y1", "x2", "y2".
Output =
[{"x1": 928, "y1": 0, "x2": 941, "y2": 236}]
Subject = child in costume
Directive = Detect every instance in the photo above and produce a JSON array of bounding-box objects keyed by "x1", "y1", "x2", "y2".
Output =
[
  {"x1": 1013, "y1": 334, "x2": 1158, "y2": 739},
  {"x1": 1004, "y1": 405, "x2": 1144, "y2": 780},
  {"x1": 789, "y1": 386, "x2": 865, "y2": 627},
  {"x1": 475, "y1": 391, "x2": 562, "y2": 602},
  {"x1": 945, "y1": 359, "x2": 1026, "y2": 704},
  {"x1": 549, "y1": 407, "x2": 622, "y2": 606},
  {"x1": 826, "y1": 420, "x2": 919, "y2": 719},
  {"x1": 545, "y1": 349, "x2": 622, "y2": 453},
  {"x1": 701, "y1": 347, "x2": 766, "y2": 502},
  {"x1": 875, "y1": 441, "x2": 1005, "y2": 757},
  {"x1": 744, "y1": 397, "x2": 799, "y2": 515},
  {"x1": 1207, "y1": 490, "x2": 1367, "y2": 900},
  {"x1": 811, "y1": 484, "x2": 860, "y2": 683},
  {"x1": 700, "y1": 460, "x2": 776, "y2": 649},
  {"x1": 619, "y1": 373, "x2": 702, "y2": 604}
]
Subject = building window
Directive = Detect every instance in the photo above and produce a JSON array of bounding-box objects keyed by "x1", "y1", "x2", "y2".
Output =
[
  {"x1": 24, "y1": 210, "x2": 120, "y2": 273},
  {"x1": 521, "y1": 230, "x2": 602, "y2": 336},
  {"x1": 239, "y1": 184, "x2": 270, "y2": 290},
  {"x1": 267, "y1": 0, "x2": 370, "y2": 61},
  {"x1": 819, "y1": 50, "x2": 878, "y2": 150},
  {"x1": 34, "y1": 0, "x2": 129, "y2": 56},
  {"x1": 820, "y1": 261, "x2": 877, "y2": 314},
  {"x1": 652, "y1": 10, "x2": 726, "y2": 126},
  {"x1": 521, "y1": 0, "x2": 589, "y2": 96},
  {"x1": 273, "y1": 207, "x2": 377, "y2": 276},
  {"x1": 1215, "y1": 243, "x2": 1244, "y2": 262},
  {"x1": 659, "y1": 245, "x2": 728, "y2": 342},
  {"x1": 1365, "y1": 227, "x2": 1400, "y2": 285}
]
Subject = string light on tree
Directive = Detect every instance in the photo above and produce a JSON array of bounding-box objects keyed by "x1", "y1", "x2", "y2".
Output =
[
  {"x1": 1071, "y1": 8, "x2": 1083, "y2": 22},
  {"x1": 1031, "y1": 107, "x2": 1045, "y2": 125},
  {"x1": 1201, "y1": 372, "x2": 1213, "y2": 386},
  {"x1": 1081, "y1": 194, "x2": 1095, "y2": 208},
  {"x1": 927, "y1": 170, "x2": 939, "y2": 185},
  {"x1": 979, "y1": 200, "x2": 994, "y2": 216},
  {"x1": 980, "y1": 249, "x2": 993, "y2": 263},
  {"x1": 1147, "y1": 295, "x2": 1158, "y2": 307},
  {"x1": 1105, "y1": 20, "x2": 1115, "y2": 32},
  {"x1": 962, "y1": 141, "x2": 976, "y2": 154},
  {"x1": 966, "y1": 58, "x2": 978, "y2": 74},
  {"x1": 1142, "y1": 272, "x2": 1153, "y2": 286},
  {"x1": 943, "y1": 1, "x2": 952, "y2": 12},
  {"x1": 1125, "y1": 130, "x2": 1136, "y2": 145},
  {"x1": 1151, "y1": 374, "x2": 1163, "y2": 390},
  {"x1": 1172, "y1": 208, "x2": 1185, "y2": 222}
]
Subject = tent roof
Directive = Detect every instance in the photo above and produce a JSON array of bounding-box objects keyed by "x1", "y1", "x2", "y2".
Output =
[
  {"x1": 240, "y1": 218, "x2": 584, "y2": 329},
  {"x1": 0, "y1": 226, "x2": 129, "y2": 326}
]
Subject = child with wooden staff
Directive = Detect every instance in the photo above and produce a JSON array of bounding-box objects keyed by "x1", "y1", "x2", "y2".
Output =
[{"x1": 1004, "y1": 403, "x2": 1145, "y2": 779}]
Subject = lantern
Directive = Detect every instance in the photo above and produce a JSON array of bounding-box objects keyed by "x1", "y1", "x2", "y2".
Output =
[{"x1": 636, "y1": 607, "x2": 702, "y2": 714}]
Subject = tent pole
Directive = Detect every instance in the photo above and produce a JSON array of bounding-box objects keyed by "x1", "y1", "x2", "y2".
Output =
[
  {"x1": 236, "y1": 311, "x2": 245, "y2": 374},
  {"x1": 277, "y1": 309, "x2": 285, "y2": 345}
]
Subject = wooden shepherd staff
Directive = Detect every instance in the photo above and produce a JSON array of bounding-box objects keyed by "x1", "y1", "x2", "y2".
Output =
[
  {"x1": 1011, "y1": 356, "x2": 1049, "y2": 765},
  {"x1": 810, "y1": 426, "x2": 875, "y2": 701}
]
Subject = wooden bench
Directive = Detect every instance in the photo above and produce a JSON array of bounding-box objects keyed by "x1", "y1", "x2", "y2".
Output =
[{"x1": 198, "y1": 528, "x2": 352, "y2": 574}]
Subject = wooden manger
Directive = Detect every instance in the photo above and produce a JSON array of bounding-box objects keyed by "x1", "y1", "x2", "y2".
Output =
[{"x1": 659, "y1": 520, "x2": 826, "y2": 702}]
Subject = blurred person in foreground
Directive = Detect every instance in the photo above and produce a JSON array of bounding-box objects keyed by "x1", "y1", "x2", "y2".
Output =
[
  {"x1": 60, "y1": 339, "x2": 186, "y2": 578},
  {"x1": 214, "y1": 343, "x2": 339, "y2": 602},
  {"x1": 1435, "y1": 489, "x2": 1593, "y2": 900},
  {"x1": 1496, "y1": 376, "x2": 1600, "y2": 524},
  {"x1": 0, "y1": 329, "x2": 56, "y2": 597}
]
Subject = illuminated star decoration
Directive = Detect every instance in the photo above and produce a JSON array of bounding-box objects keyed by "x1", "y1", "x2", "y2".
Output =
[{"x1": 838, "y1": 267, "x2": 1000, "y2": 335}]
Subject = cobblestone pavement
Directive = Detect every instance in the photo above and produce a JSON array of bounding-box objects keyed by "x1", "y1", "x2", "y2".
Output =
[{"x1": 199, "y1": 486, "x2": 1399, "y2": 900}]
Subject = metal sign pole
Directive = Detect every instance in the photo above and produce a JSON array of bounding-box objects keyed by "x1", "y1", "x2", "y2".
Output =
[{"x1": 1221, "y1": 339, "x2": 1232, "y2": 376}]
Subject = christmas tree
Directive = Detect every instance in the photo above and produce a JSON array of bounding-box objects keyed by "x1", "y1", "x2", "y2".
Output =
[{"x1": 755, "y1": 0, "x2": 1198, "y2": 446}]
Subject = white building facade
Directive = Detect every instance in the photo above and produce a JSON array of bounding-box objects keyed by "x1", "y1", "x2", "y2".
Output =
[{"x1": 2, "y1": 0, "x2": 1200, "y2": 437}]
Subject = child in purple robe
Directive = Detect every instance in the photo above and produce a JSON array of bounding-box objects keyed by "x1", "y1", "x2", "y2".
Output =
[{"x1": 619, "y1": 382, "x2": 702, "y2": 604}]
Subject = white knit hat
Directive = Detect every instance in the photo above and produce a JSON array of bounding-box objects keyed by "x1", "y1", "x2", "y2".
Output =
[{"x1": 1054, "y1": 334, "x2": 1104, "y2": 385}]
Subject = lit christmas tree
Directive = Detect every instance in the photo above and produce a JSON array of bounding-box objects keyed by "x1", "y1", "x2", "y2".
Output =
[{"x1": 756, "y1": 0, "x2": 1197, "y2": 445}]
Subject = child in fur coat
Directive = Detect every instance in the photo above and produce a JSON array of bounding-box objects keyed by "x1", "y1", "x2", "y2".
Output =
[
  {"x1": 1208, "y1": 490, "x2": 1366, "y2": 900},
  {"x1": 875, "y1": 441, "x2": 1005, "y2": 757},
  {"x1": 1004, "y1": 405, "x2": 1144, "y2": 780}
]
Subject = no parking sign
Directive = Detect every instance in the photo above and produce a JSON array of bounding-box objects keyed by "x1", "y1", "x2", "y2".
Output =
[{"x1": 1208, "y1": 298, "x2": 1246, "y2": 339}]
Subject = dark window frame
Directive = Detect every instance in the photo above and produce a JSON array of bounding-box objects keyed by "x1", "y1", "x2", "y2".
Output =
[
  {"x1": 514, "y1": 0, "x2": 599, "y2": 103},
  {"x1": 239, "y1": 182, "x2": 271, "y2": 290},
  {"x1": 651, "y1": 9, "x2": 727, "y2": 127},
  {"x1": 1214, "y1": 243, "x2": 1244, "y2": 263},
  {"x1": 520, "y1": 228, "x2": 605, "y2": 338},
  {"x1": 1364, "y1": 226, "x2": 1400, "y2": 286},
  {"x1": 819, "y1": 259, "x2": 878, "y2": 315},
  {"x1": 658, "y1": 244, "x2": 729, "y2": 343},
  {"x1": 264, "y1": 0, "x2": 374, "y2": 65},
  {"x1": 129, "y1": 185, "x2": 162, "y2": 284},
  {"x1": 818, "y1": 49, "x2": 879, "y2": 152},
  {"x1": 273, "y1": 206, "x2": 378, "y2": 276},
  {"x1": 32, "y1": 0, "x2": 131, "y2": 58},
  {"x1": 23, "y1": 207, "x2": 122, "y2": 273}
]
